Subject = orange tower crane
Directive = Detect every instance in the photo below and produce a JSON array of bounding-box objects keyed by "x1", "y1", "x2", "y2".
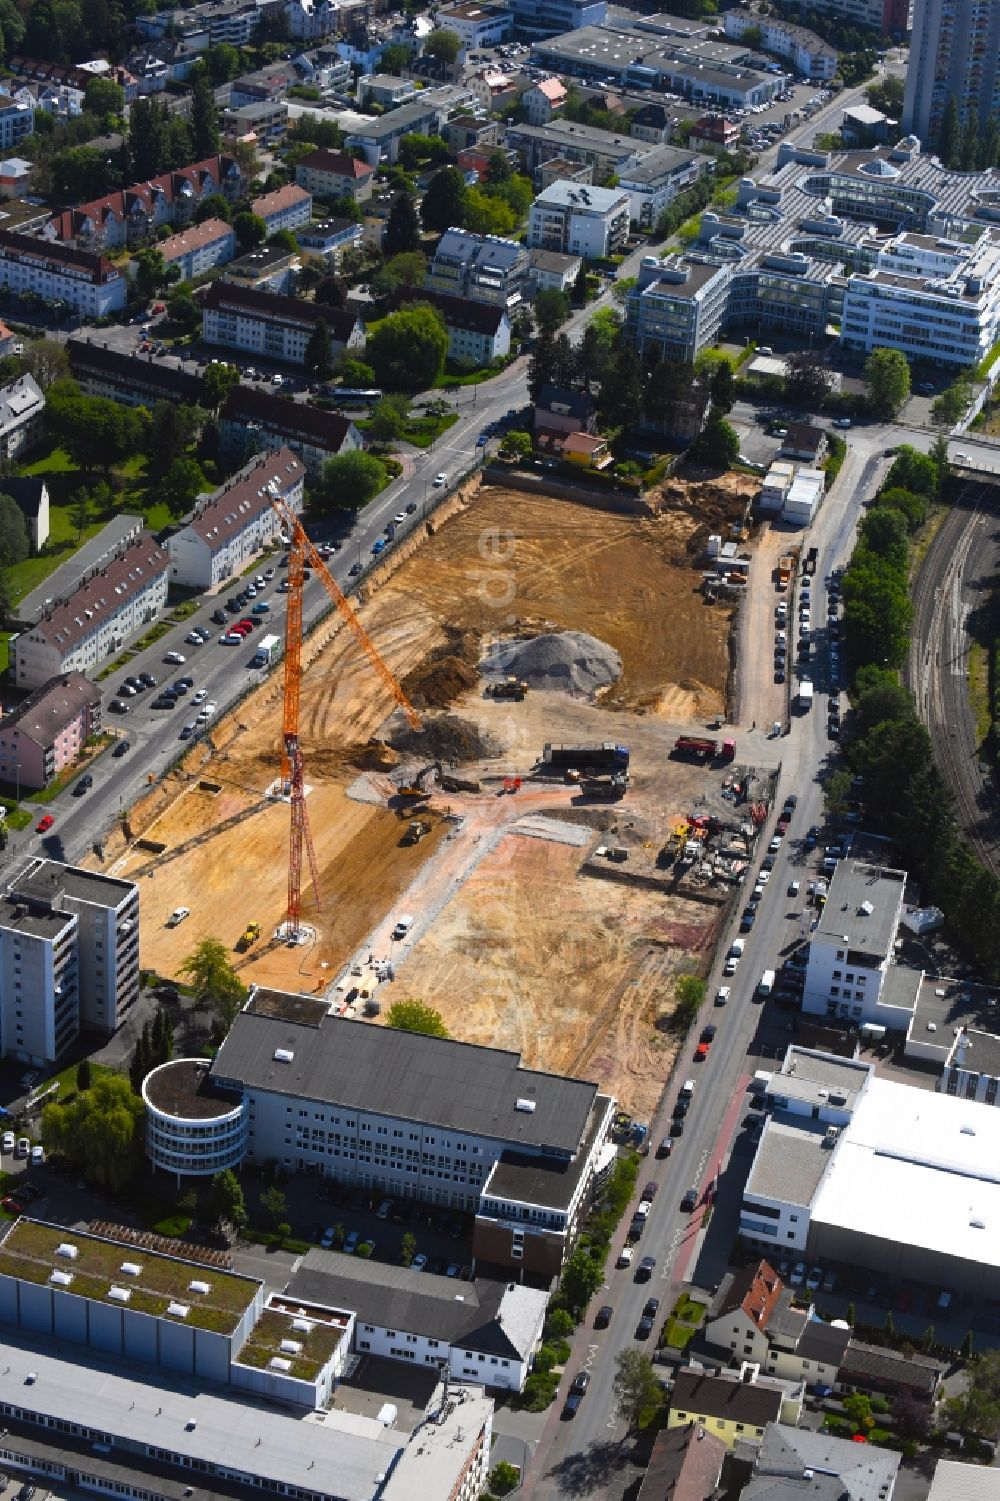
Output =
[{"x1": 267, "y1": 489, "x2": 422, "y2": 938}]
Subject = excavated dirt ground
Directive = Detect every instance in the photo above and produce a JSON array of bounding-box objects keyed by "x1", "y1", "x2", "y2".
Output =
[{"x1": 94, "y1": 478, "x2": 747, "y2": 1111}]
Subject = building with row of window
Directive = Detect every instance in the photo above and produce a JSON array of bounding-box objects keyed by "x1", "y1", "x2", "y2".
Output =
[
  {"x1": 425, "y1": 228, "x2": 530, "y2": 308},
  {"x1": 528, "y1": 179, "x2": 631, "y2": 258},
  {"x1": 201, "y1": 280, "x2": 366, "y2": 365},
  {"x1": 294, "y1": 147, "x2": 375, "y2": 203},
  {"x1": 380, "y1": 286, "x2": 511, "y2": 366},
  {"x1": 0, "y1": 859, "x2": 139, "y2": 1062},
  {"x1": 148, "y1": 216, "x2": 237, "y2": 281},
  {"x1": 0, "y1": 232, "x2": 126, "y2": 318},
  {"x1": 218, "y1": 386, "x2": 361, "y2": 473},
  {"x1": 67, "y1": 338, "x2": 206, "y2": 408},
  {"x1": 722, "y1": 11, "x2": 838, "y2": 80},
  {"x1": 12, "y1": 528, "x2": 168, "y2": 690},
  {"x1": 250, "y1": 183, "x2": 313, "y2": 235},
  {"x1": 167, "y1": 447, "x2": 304, "y2": 591},
  {"x1": 145, "y1": 985, "x2": 615, "y2": 1278},
  {"x1": 46, "y1": 154, "x2": 243, "y2": 250},
  {"x1": 0, "y1": 372, "x2": 45, "y2": 463}
]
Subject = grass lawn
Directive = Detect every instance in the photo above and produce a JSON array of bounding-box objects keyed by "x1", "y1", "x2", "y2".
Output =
[
  {"x1": 969, "y1": 640, "x2": 992, "y2": 747},
  {"x1": 663, "y1": 1318, "x2": 697, "y2": 1349},
  {"x1": 48, "y1": 1058, "x2": 114, "y2": 1103},
  {"x1": 670, "y1": 1292, "x2": 706, "y2": 1325},
  {"x1": 401, "y1": 411, "x2": 458, "y2": 448}
]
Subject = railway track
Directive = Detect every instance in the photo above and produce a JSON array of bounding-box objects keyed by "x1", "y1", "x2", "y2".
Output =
[{"x1": 907, "y1": 484, "x2": 1000, "y2": 875}]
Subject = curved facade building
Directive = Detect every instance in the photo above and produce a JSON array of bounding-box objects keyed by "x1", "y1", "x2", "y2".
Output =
[{"x1": 143, "y1": 1058, "x2": 248, "y2": 1179}]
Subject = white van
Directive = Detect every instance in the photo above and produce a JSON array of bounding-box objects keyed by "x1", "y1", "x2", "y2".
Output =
[
  {"x1": 391, "y1": 914, "x2": 414, "y2": 941},
  {"x1": 758, "y1": 969, "x2": 775, "y2": 997}
]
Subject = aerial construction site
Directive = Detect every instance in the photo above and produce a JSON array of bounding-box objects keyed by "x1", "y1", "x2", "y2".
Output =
[{"x1": 93, "y1": 469, "x2": 768, "y2": 1118}]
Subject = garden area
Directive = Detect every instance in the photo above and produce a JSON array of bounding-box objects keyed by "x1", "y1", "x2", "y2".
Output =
[{"x1": 662, "y1": 1291, "x2": 706, "y2": 1350}]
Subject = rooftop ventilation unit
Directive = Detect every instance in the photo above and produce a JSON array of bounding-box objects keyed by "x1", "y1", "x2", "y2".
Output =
[
  {"x1": 120, "y1": 1261, "x2": 142, "y2": 1277},
  {"x1": 168, "y1": 1302, "x2": 190, "y2": 1319},
  {"x1": 56, "y1": 1243, "x2": 78, "y2": 1260},
  {"x1": 108, "y1": 1286, "x2": 131, "y2": 1303},
  {"x1": 280, "y1": 1339, "x2": 303, "y2": 1354},
  {"x1": 269, "y1": 1357, "x2": 292, "y2": 1373},
  {"x1": 515, "y1": 1098, "x2": 536, "y2": 1113},
  {"x1": 292, "y1": 1318, "x2": 314, "y2": 1333},
  {"x1": 859, "y1": 900, "x2": 874, "y2": 916},
  {"x1": 188, "y1": 1279, "x2": 211, "y2": 1295},
  {"x1": 50, "y1": 1270, "x2": 74, "y2": 1286},
  {"x1": 274, "y1": 1048, "x2": 294, "y2": 1063}
]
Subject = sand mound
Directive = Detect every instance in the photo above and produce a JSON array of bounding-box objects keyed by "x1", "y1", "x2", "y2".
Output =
[
  {"x1": 390, "y1": 713, "x2": 503, "y2": 765},
  {"x1": 483, "y1": 631, "x2": 622, "y2": 698},
  {"x1": 404, "y1": 654, "x2": 479, "y2": 710}
]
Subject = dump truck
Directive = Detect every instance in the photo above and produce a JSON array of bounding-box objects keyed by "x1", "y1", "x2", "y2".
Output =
[
  {"x1": 238, "y1": 921, "x2": 261, "y2": 951},
  {"x1": 778, "y1": 555, "x2": 795, "y2": 587},
  {"x1": 581, "y1": 773, "x2": 629, "y2": 799},
  {"x1": 672, "y1": 736, "x2": 717, "y2": 762},
  {"x1": 486, "y1": 676, "x2": 529, "y2": 700},
  {"x1": 250, "y1": 633, "x2": 281, "y2": 668},
  {"x1": 401, "y1": 819, "x2": 430, "y2": 845},
  {"x1": 803, "y1": 545, "x2": 819, "y2": 576},
  {"x1": 542, "y1": 742, "x2": 630, "y2": 772}
]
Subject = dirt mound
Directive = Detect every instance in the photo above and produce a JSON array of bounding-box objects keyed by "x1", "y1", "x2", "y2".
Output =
[
  {"x1": 390, "y1": 713, "x2": 503, "y2": 765},
  {"x1": 483, "y1": 631, "x2": 622, "y2": 698},
  {"x1": 405, "y1": 654, "x2": 479, "y2": 709},
  {"x1": 353, "y1": 739, "x2": 400, "y2": 771}
]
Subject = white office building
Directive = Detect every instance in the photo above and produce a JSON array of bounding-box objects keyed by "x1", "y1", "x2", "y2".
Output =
[
  {"x1": 425, "y1": 228, "x2": 529, "y2": 307},
  {"x1": 0, "y1": 859, "x2": 139, "y2": 1064},
  {"x1": 801, "y1": 862, "x2": 909, "y2": 1028},
  {"x1": 617, "y1": 144, "x2": 703, "y2": 231},
  {"x1": 168, "y1": 448, "x2": 304, "y2": 591},
  {"x1": 528, "y1": 180, "x2": 631, "y2": 259},
  {"x1": 742, "y1": 1048, "x2": 1000, "y2": 1299}
]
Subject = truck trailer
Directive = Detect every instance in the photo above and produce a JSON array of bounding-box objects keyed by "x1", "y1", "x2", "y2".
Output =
[
  {"x1": 250, "y1": 633, "x2": 281, "y2": 669},
  {"x1": 797, "y1": 680, "x2": 814, "y2": 710},
  {"x1": 542, "y1": 742, "x2": 630, "y2": 772}
]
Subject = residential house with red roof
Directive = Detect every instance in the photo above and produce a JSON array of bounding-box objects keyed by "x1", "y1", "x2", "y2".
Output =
[
  {"x1": 251, "y1": 183, "x2": 313, "y2": 235},
  {"x1": 294, "y1": 148, "x2": 374, "y2": 204},
  {"x1": 167, "y1": 448, "x2": 305, "y2": 591},
  {"x1": 47, "y1": 154, "x2": 243, "y2": 250}
]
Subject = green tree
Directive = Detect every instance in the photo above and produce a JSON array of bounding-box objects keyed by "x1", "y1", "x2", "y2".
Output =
[
  {"x1": 50, "y1": 146, "x2": 117, "y2": 200},
  {"x1": 864, "y1": 346, "x2": 910, "y2": 418},
  {"x1": 337, "y1": 357, "x2": 377, "y2": 386},
  {"x1": 709, "y1": 358, "x2": 736, "y2": 414},
  {"x1": 544, "y1": 1306, "x2": 575, "y2": 1338},
  {"x1": 599, "y1": 341, "x2": 643, "y2": 428},
  {"x1": 167, "y1": 285, "x2": 202, "y2": 334},
  {"x1": 865, "y1": 74, "x2": 904, "y2": 115},
  {"x1": 846, "y1": 1301, "x2": 856, "y2": 1327},
  {"x1": 486, "y1": 1462, "x2": 520, "y2": 1498},
  {"x1": 266, "y1": 228, "x2": 299, "y2": 254},
  {"x1": 20, "y1": 338, "x2": 69, "y2": 390},
  {"x1": 571, "y1": 259, "x2": 589, "y2": 306},
  {"x1": 673, "y1": 974, "x2": 706, "y2": 1030},
  {"x1": 304, "y1": 318, "x2": 334, "y2": 380},
  {"x1": 318, "y1": 450, "x2": 388, "y2": 512},
  {"x1": 843, "y1": 1392, "x2": 874, "y2": 1433},
  {"x1": 528, "y1": 329, "x2": 558, "y2": 403},
  {"x1": 178, "y1": 936, "x2": 248, "y2": 1034},
  {"x1": 642, "y1": 357, "x2": 691, "y2": 426},
  {"x1": 423, "y1": 27, "x2": 461, "y2": 63},
  {"x1": 613, "y1": 1349, "x2": 663, "y2": 1431},
  {"x1": 41, "y1": 1075, "x2": 145, "y2": 1193},
  {"x1": 930, "y1": 433, "x2": 951, "y2": 494},
  {"x1": 83, "y1": 75, "x2": 124, "y2": 121},
  {"x1": 931, "y1": 379, "x2": 972, "y2": 427},
  {"x1": 534, "y1": 287, "x2": 570, "y2": 336},
  {"x1": 261, "y1": 1184, "x2": 288, "y2": 1225},
  {"x1": 314, "y1": 276, "x2": 346, "y2": 308},
  {"x1": 379, "y1": 42, "x2": 412, "y2": 74},
  {"x1": 367, "y1": 393, "x2": 411, "y2": 446},
  {"x1": 499, "y1": 430, "x2": 532, "y2": 460},
  {"x1": 200, "y1": 362, "x2": 239, "y2": 412},
  {"x1": 690, "y1": 415, "x2": 740, "y2": 467},
  {"x1": 367, "y1": 304, "x2": 448, "y2": 391},
  {"x1": 69, "y1": 489, "x2": 90, "y2": 543},
  {"x1": 961, "y1": 1329, "x2": 975, "y2": 1358},
  {"x1": 386, "y1": 999, "x2": 449, "y2": 1037},
  {"x1": 399, "y1": 1231, "x2": 416, "y2": 1266},
  {"x1": 194, "y1": 193, "x2": 232, "y2": 224},
  {"x1": 134, "y1": 246, "x2": 180, "y2": 303},
  {"x1": 560, "y1": 1247, "x2": 603, "y2": 1311},
  {"x1": 875, "y1": 485, "x2": 926, "y2": 533},
  {"x1": 421, "y1": 166, "x2": 468, "y2": 233},
  {"x1": 76, "y1": 1059, "x2": 92, "y2": 1092},
  {"x1": 210, "y1": 1167, "x2": 247, "y2": 1230},
  {"x1": 147, "y1": 401, "x2": 202, "y2": 470},
  {"x1": 463, "y1": 188, "x2": 515, "y2": 236},
  {"x1": 203, "y1": 42, "x2": 241, "y2": 84},
  {"x1": 0, "y1": 495, "x2": 28, "y2": 568},
  {"x1": 161, "y1": 456, "x2": 206, "y2": 519},
  {"x1": 191, "y1": 73, "x2": 220, "y2": 157},
  {"x1": 233, "y1": 211, "x2": 267, "y2": 252},
  {"x1": 129, "y1": 96, "x2": 171, "y2": 180},
  {"x1": 783, "y1": 349, "x2": 833, "y2": 407},
  {"x1": 371, "y1": 251, "x2": 426, "y2": 297},
  {"x1": 398, "y1": 133, "x2": 451, "y2": 170},
  {"x1": 384, "y1": 191, "x2": 421, "y2": 258},
  {"x1": 825, "y1": 768, "x2": 854, "y2": 819}
]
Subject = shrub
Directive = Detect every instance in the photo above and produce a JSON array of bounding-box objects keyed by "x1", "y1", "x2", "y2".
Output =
[{"x1": 533, "y1": 1346, "x2": 556, "y2": 1374}]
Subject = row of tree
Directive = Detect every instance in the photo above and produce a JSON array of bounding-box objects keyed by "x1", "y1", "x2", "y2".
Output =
[{"x1": 836, "y1": 443, "x2": 1000, "y2": 980}]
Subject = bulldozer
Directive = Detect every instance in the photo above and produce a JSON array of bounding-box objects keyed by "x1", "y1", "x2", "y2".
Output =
[
  {"x1": 486, "y1": 676, "x2": 529, "y2": 701},
  {"x1": 237, "y1": 921, "x2": 261, "y2": 952},
  {"x1": 401, "y1": 818, "x2": 431, "y2": 846}
]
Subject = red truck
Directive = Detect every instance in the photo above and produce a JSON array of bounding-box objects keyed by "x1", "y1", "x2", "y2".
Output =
[{"x1": 672, "y1": 737, "x2": 736, "y2": 763}]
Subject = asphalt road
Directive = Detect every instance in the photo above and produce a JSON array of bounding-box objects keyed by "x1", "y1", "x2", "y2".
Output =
[{"x1": 525, "y1": 428, "x2": 894, "y2": 1499}]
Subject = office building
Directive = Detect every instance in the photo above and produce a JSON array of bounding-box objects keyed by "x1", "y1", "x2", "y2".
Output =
[
  {"x1": 146, "y1": 985, "x2": 615, "y2": 1276},
  {"x1": 903, "y1": 0, "x2": 1000, "y2": 146},
  {"x1": 437, "y1": 1, "x2": 512, "y2": 48},
  {"x1": 508, "y1": 118, "x2": 646, "y2": 178},
  {"x1": 528, "y1": 180, "x2": 631, "y2": 258},
  {"x1": 285, "y1": 1251, "x2": 546, "y2": 1391},
  {"x1": 510, "y1": 0, "x2": 607, "y2": 40},
  {"x1": 218, "y1": 387, "x2": 361, "y2": 473},
  {"x1": 741, "y1": 1045, "x2": 1000, "y2": 1298},
  {"x1": 201, "y1": 281, "x2": 366, "y2": 365},
  {"x1": 167, "y1": 448, "x2": 304, "y2": 591},
  {"x1": 425, "y1": 228, "x2": 529, "y2": 307},
  {"x1": 0, "y1": 231, "x2": 126, "y2": 318},
  {"x1": 340, "y1": 87, "x2": 476, "y2": 166},
  {"x1": 12, "y1": 531, "x2": 168, "y2": 690},
  {"x1": 151, "y1": 217, "x2": 236, "y2": 280},
  {"x1": 0, "y1": 859, "x2": 139, "y2": 1061},
  {"x1": 0, "y1": 373, "x2": 44, "y2": 462},
  {"x1": 356, "y1": 74, "x2": 416, "y2": 109},
  {"x1": 801, "y1": 861, "x2": 908, "y2": 1025},
  {"x1": 0, "y1": 673, "x2": 102, "y2": 791},
  {"x1": 250, "y1": 183, "x2": 313, "y2": 234}
]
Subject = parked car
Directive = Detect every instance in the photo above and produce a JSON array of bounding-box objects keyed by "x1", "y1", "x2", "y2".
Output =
[
  {"x1": 35, "y1": 814, "x2": 54, "y2": 834},
  {"x1": 595, "y1": 1304, "x2": 613, "y2": 1328},
  {"x1": 680, "y1": 1188, "x2": 698, "y2": 1212}
]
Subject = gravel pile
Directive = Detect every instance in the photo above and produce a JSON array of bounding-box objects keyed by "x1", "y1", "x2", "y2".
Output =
[
  {"x1": 390, "y1": 713, "x2": 503, "y2": 764},
  {"x1": 483, "y1": 631, "x2": 622, "y2": 698}
]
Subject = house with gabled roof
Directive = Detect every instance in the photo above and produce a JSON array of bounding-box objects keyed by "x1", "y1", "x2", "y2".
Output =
[
  {"x1": 47, "y1": 154, "x2": 243, "y2": 250},
  {"x1": 167, "y1": 448, "x2": 305, "y2": 590}
]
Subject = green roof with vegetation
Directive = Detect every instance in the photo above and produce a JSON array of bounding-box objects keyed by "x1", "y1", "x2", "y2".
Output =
[
  {"x1": 0, "y1": 1219, "x2": 260, "y2": 1334},
  {"x1": 235, "y1": 1304, "x2": 346, "y2": 1383}
]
